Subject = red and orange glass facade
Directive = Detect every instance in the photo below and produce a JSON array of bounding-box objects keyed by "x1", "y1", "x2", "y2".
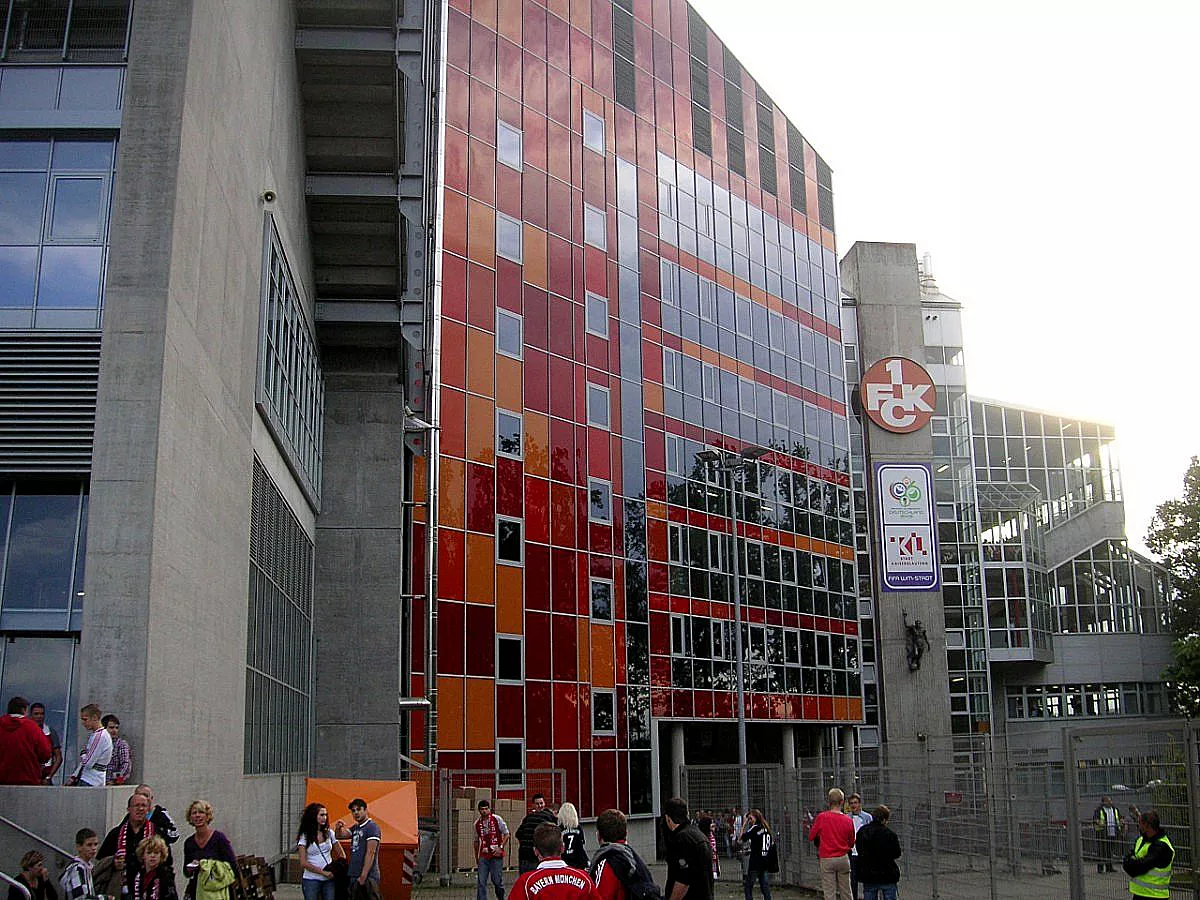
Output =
[{"x1": 416, "y1": 0, "x2": 861, "y2": 816}]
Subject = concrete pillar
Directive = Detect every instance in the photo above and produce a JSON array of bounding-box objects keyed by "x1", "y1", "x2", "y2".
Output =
[
  {"x1": 671, "y1": 724, "x2": 686, "y2": 799},
  {"x1": 782, "y1": 725, "x2": 796, "y2": 770},
  {"x1": 840, "y1": 726, "x2": 857, "y2": 787}
]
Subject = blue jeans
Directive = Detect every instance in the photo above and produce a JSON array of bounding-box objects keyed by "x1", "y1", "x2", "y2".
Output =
[
  {"x1": 302, "y1": 879, "x2": 335, "y2": 900},
  {"x1": 477, "y1": 858, "x2": 504, "y2": 900},
  {"x1": 744, "y1": 868, "x2": 771, "y2": 900},
  {"x1": 861, "y1": 885, "x2": 897, "y2": 900}
]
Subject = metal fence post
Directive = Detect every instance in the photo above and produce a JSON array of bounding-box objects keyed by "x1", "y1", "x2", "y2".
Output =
[
  {"x1": 986, "y1": 735, "x2": 998, "y2": 900},
  {"x1": 925, "y1": 739, "x2": 938, "y2": 900},
  {"x1": 1062, "y1": 727, "x2": 1084, "y2": 900},
  {"x1": 1185, "y1": 720, "x2": 1200, "y2": 900},
  {"x1": 438, "y1": 767, "x2": 450, "y2": 886}
]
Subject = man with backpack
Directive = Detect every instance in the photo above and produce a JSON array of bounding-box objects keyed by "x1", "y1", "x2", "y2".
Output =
[{"x1": 589, "y1": 809, "x2": 660, "y2": 900}]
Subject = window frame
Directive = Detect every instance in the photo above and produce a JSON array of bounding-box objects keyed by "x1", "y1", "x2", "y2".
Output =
[
  {"x1": 496, "y1": 739, "x2": 525, "y2": 788},
  {"x1": 585, "y1": 291, "x2": 609, "y2": 338},
  {"x1": 495, "y1": 515, "x2": 525, "y2": 566},
  {"x1": 496, "y1": 211, "x2": 523, "y2": 262},
  {"x1": 663, "y1": 347, "x2": 682, "y2": 390},
  {"x1": 586, "y1": 383, "x2": 611, "y2": 429},
  {"x1": 497, "y1": 634, "x2": 524, "y2": 684},
  {"x1": 591, "y1": 689, "x2": 616, "y2": 734},
  {"x1": 588, "y1": 477, "x2": 613, "y2": 524},
  {"x1": 583, "y1": 203, "x2": 607, "y2": 250},
  {"x1": 496, "y1": 120, "x2": 524, "y2": 171},
  {"x1": 496, "y1": 407, "x2": 524, "y2": 460},
  {"x1": 583, "y1": 109, "x2": 606, "y2": 154},
  {"x1": 496, "y1": 309, "x2": 523, "y2": 360},
  {"x1": 590, "y1": 576, "x2": 615, "y2": 622}
]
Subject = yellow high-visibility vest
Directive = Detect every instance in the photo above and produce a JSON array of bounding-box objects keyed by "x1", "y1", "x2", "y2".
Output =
[{"x1": 1129, "y1": 833, "x2": 1174, "y2": 899}]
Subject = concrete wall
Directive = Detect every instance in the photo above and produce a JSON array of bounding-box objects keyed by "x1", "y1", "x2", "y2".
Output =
[
  {"x1": 80, "y1": 0, "x2": 313, "y2": 860},
  {"x1": 1043, "y1": 500, "x2": 1126, "y2": 569},
  {"x1": 840, "y1": 242, "x2": 952, "y2": 740},
  {"x1": 313, "y1": 346, "x2": 407, "y2": 779}
]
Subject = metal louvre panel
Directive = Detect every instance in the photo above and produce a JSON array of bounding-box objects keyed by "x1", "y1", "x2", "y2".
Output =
[{"x1": 0, "y1": 332, "x2": 100, "y2": 473}]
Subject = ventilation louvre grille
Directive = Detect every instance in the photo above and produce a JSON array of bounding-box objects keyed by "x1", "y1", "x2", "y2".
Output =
[{"x1": 0, "y1": 332, "x2": 100, "y2": 474}]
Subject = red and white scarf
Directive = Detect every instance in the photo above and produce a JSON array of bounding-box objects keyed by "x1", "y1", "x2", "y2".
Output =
[
  {"x1": 133, "y1": 868, "x2": 161, "y2": 900},
  {"x1": 475, "y1": 814, "x2": 503, "y2": 859},
  {"x1": 118, "y1": 818, "x2": 156, "y2": 868}
]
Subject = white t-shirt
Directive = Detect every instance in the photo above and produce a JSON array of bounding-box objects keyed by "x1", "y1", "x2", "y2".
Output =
[
  {"x1": 298, "y1": 834, "x2": 336, "y2": 880},
  {"x1": 74, "y1": 727, "x2": 113, "y2": 786}
]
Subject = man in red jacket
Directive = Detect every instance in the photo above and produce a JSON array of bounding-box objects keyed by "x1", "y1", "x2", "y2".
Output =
[
  {"x1": 0, "y1": 696, "x2": 53, "y2": 785},
  {"x1": 808, "y1": 788, "x2": 855, "y2": 900},
  {"x1": 510, "y1": 824, "x2": 598, "y2": 900}
]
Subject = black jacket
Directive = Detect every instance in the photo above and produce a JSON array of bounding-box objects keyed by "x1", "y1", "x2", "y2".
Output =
[
  {"x1": 588, "y1": 842, "x2": 659, "y2": 900},
  {"x1": 855, "y1": 822, "x2": 901, "y2": 885},
  {"x1": 664, "y1": 824, "x2": 713, "y2": 900},
  {"x1": 515, "y1": 809, "x2": 557, "y2": 866},
  {"x1": 1123, "y1": 831, "x2": 1174, "y2": 878}
]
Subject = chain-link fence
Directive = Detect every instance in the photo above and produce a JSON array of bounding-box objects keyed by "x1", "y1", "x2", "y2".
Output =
[
  {"x1": 681, "y1": 721, "x2": 1200, "y2": 899},
  {"x1": 433, "y1": 768, "x2": 566, "y2": 887}
]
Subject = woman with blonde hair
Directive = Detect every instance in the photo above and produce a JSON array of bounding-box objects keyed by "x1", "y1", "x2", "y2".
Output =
[
  {"x1": 182, "y1": 800, "x2": 238, "y2": 900},
  {"x1": 556, "y1": 801, "x2": 588, "y2": 869}
]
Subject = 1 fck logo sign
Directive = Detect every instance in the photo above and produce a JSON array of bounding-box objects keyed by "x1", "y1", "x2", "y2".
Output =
[{"x1": 860, "y1": 357, "x2": 936, "y2": 434}]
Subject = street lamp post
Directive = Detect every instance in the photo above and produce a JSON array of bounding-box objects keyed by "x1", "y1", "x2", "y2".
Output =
[{"x1": 698, "y1": 445, "x2": 768, "y2": 816}]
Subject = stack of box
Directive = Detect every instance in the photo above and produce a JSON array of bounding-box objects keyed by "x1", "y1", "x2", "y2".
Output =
[
  {"x1": 491, "y1": 798, "x2": 526, "y2": 869},
  {"x1": 452, "y1": 786, "x2": 493, "y2": 870}
]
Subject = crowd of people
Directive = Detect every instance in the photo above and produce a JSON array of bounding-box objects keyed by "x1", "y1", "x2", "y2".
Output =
[{"x1": 0, "y1": 699, "x2": 132, "y2": 787}]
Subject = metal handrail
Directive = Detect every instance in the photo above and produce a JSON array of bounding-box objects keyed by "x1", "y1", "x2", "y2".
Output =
[
  {"x1": 0, "y1": 871, "x2": 31, "y2": 900},
  {"x1": 0, "y1": 813, "x2": 75, "y2": 863}
]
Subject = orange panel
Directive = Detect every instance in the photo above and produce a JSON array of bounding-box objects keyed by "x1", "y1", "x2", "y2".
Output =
[
  {"x1": 439, "y1": 457, "x2": 467, "y2": 529},
  {"x1": 577, "y1": 617, "x2": 591, "y2": 683},
  {"x1": 437, "y1": 676, "x2": 465, "y2": 750},
  {"x1": 525, "y1": 412, "x2": 549, "y2": 477},
  {"x1": 465, "y1": 533, "x2": 496, "y2": 604},
  {"x1": 465, "y1": 678, "x2": 496, "y2": 749},
  {"x1": 466, "y1": 327, "x2": 496, "y2": 398},
  {"x1": 497, "y1": 0, "x2": 521, "y2": 42},
  {"x1": 645, "y1": 500, "x2": 666, "y2": 521},
  {"x1": 466, "y1": 394, "x2": 496, "y2": 465},
  {"x1": 590, "y1": 623, "x2": 615, "y2": 688},
  {"x1": 496, "y1": 355, "x2": 522, "y2": 412},
  {"x1": 643, "y1": 381, "x2": 663, "y2": 413},
  {"x1": 472, "y1": 0, "x2": 497, "y2": 30},
  {"x1": 833, "y1": 697, "x2": 849, "y2": 721},
  {"x1": 467, "y1": 199, "x2": 495, "y2": 267},
  {"x1": 411, "y1": 456, "x2": 428, "y2": 523},
  {"x1": 847, "y1": 699, "x2": 863, "y2": 721},
  {"x1": 496, "y1": 566, "x2": 524, "y2": 633},
  {"x1": 523, "y1": 225, "x2": 548, "y2": 289}
]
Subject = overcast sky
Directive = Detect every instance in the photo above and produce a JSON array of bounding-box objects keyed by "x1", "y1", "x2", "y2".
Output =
[{"x1": 689, "y1": 0, "x2": 1200, "y2": 553}]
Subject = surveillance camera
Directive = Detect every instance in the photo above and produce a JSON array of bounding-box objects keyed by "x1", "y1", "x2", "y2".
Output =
[{"x1": 261, "y1": 190, "x2": 276, "y2": 203}]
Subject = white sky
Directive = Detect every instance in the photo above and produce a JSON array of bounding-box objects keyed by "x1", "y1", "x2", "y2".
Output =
[{"x1": 689, "y1": 0, "x2": 1200, "y2": 553}]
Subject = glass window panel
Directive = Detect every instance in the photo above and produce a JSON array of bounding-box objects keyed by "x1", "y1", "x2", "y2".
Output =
[
  {"x1": 585, "y1": 292, "x2": 608, "y2": 336},
  {"x1": 584, "y1": 204, "x2": 606, "y2": 249},
  {"x1": 0, "y1": 69, "x2": 59, "y2": 110},
  {"x1": 592, "y1": 691, "x2": 615, "y2": 732},
  {"x1": 2, "y1": 490, "x2": 81, "y2": 621},
  {"x1": 587, "y1": 384, "x2": 610, "y2": 428},
  {"x1": 0, "y1": 637, "x2": 77, "y2": 780},
  {"x1": 496, "y1": 212, "x2": 523, "y2": 262},
  {"x1": 497, "y1": 120, "x2": 523, "y2": 170},
  {"x1": 497, "y1": 636, "x2": 523, "y2": 682},
  {"x1": 36, "y1": 246, "x2": 104, "y2": 308},
  {"x1": 591, "y1": 578, "x2": 613, "y2": 620},
  {"x1": 497, "y1": 409, "x2": 523, "y2": 458},
  {"x1": 58, "y1": 68, "x2": 123, "y2": 110},
  {"x1": 51, "y1": 141, "x2": 114, "y2": 171},
  {"x1": 49, "y1": 177, "x2": 105, "y2": 240},
  {"x1": 0, "y1": 140, "x2": 51, "y2": 169},
  {"x1": 588, "y1": 479, "x2": 612, "y2": 523},
  {"x1": 496, "y1": 309, "x2": 523, "y2": 358},
  {"x1": 0, "y1": 247, "x2": 38, "y2": 308},
  {"x1": 0, "y1": 173, "x2": 48, "y2": 242},
  {"x1": 583, "y1": 110, "x2": 605, "y2": 153},
  {"x1": 496, "y1": 517, "x2": 523, "y2": 564}
]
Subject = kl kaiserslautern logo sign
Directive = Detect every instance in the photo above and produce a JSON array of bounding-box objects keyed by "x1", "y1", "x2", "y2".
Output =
[{"x1": 860, "y1": 357, "x2": 936, "y2": 434}]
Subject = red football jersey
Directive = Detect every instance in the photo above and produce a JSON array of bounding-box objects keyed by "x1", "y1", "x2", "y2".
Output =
[
  {"x1": 511, "y1": 859, "x2": 599, "y2": 900},
  {"x1": 591, "y1": 854, "x2": 627, "y2": 900}
]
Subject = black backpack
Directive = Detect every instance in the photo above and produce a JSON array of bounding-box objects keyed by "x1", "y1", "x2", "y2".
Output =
[{"x1": 589, "y1": 843, "x2": 662, "y2": 900}]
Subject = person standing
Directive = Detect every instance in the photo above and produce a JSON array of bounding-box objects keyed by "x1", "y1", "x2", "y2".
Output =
[
  {"x1": 808, "y1": 789, "x2": 855, "y2": 900},
  {"x1": 474, "y1": 800, "x2": 510, "y2": 900},
  {"x1": 1094, "y1": 795, "x2": 1121, "y2": 874},
  {"x1": 588, "y1": 809, "x2": 658, "y2": 900},
  {"x1": 1122, "y1": 809, "x2": 1174, "y2": 899},
  {"x1": 335, "y1": 799, "x2": 382, "y2": 900},
  {"x1": 68, "y1": 704, "x2": 112, "y2": 786},
  {"x1": 60, "y1": 829, "x2": 100, "y2": 900},
  {"x1": 28, "y1": 703, "x2": 63, "y2": 785},
  {"x1": 99, "y1": 792, "x2": 158, "y2": 895},
  {"x1": 182, "y1": 800, "x2": 238, "y2": 900},
  {"x1": 558, "y1": 802, "x2": 589, "y2": 870},
  {"x1": 740, "y1": 810, "x2": 776, "y2": 900},
  {"x1": 133, "y1": 784, "x2": 181, "y2": 863},
  {"x1": 133, "y1": 837, "x2": 178, "y2": 900},
  {"x1": 298, "y1": 803, "x2": 344, "y2": 900},
  {"x1": 515, "y1": 794, "x2": 557, "y2": 874},
  {"x1": 103, "y1": 715, "x2": 133, "y2": 785},
  {"x1": 662, "y1": 797, "x2": 713, "y2": 900},
  {"x1": 854, "y1": 806, "x2": 900, "y2": 900},
  {"x1": 845, "y1": 794, "x2": 872, "y2": 900},
  {"x1": 0, "y1": 697, "x2": 52, "y2": 785},
  {"x1": 509, "y1": 824, "x2": 598, "y2": 900}
]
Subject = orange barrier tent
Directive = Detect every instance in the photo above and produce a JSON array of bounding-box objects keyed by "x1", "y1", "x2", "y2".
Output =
[{"x1": 306, "y1": 779, "x2": 420, "y2": 900}]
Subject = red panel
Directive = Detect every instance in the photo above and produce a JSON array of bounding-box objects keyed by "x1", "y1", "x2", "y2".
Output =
[
  {"x1": 651, "y1": 688, "x2": 669, "y2": 717},
  {"x1": 550, "y1": 417, "x2": 574, "y2": 483},
  {"x1": 547, "y1": 166, "x2": 571, "y2": 240},
  {"x1": 469, "y1": 77, "x2": 497, "y2": 145},
  {"x1": 523, "y1": 167, "x2": 548, "y2": 230},
  {"x1": 525, "y1": 681, "x2": 552, "y2": 749},
  {"x1": 553, "y1": 679, "x2": 578, "y2": 746},
  {"x1": 496, "y1": 457, "x2": 523, "y2": 517},
  {"x1": 551, "y1": 612, "x2": 577, "y2": 681},
  {"x1": 524, "y1": 347, "x2": 549, "y2": 413},
  {"x1": 497, "y1": 36, "x2": 522, "y2": 100},
  {"x1": 714, "y1": 691, "x2": 733, "y2": 719},
  {"x1": 446, "y1": 68, "x2": 470, "y2": 131},
  {"x1": 497, "y1": 164, "x2": 522, "y2": 219},
  {"x1": 445, "y1": 127, "x2": 468, "y2": 194},
  {"x1": 468, "y1": 137, "x2": 497, "y2": 204},
  {"x1": 523, "y1": 285, "x2": 548, "y2": 349},
  {"x1": 522, "y1": 51, "x2": 546, "y2": 112},
  {"x1": 438, "y1": 528, "x2": 466, "y2": 602},
  {"x1": 471, "y1": 20, "x2": 498, "y2": 86},
  {"x1": 818, "y1": 697, "x2": 834, "y2": 720},
  {"x1": 525, "y1": 542, "x2": 550, "y2": 611},
  {"x1": 466, "y1": 462, "x2": 495, "y2": 533},
  {"x1": 577, "y1": 748, "x2": 593, "y2": 817},
  {"x1": 497, "y1": 685, "x2": 524, "y2": 739},
  {"x1": 545, "y1": 11, "x2": 569, "y2": 74},
  {"x1": 649, "y1": 655, "x2": 669, "y2": 687},
  {"x1": 547, "y1": 65, "x2": 571, "y2": 128},
  {"x1": 442, "y1": 320, "x2": 467, "y2": 389},
  {"x1": 587, "y1": 428, "x2": 610, "y2": 477},
  {"x1": 558, "y1": 749, "x2": 580, "y2": 810},
  {"x1": 447, "y1": 8, "x2": 471, "y2": 69},
  {"x1": 522, "y1": 0, "x2": 546, "y2": 55},
  {"x1": 525, "y1": 476, "x2": 550, "y2": 544},
  {"x1": 550, "y1": 547, "x2": 576, "y2": 614},
  {"x1": 802, "y1": 696, "x2": 819, "y2": 720},
  {"x1": 548, "y1": 234, "x2": 572, "y2": 297},
  {"x1": 466, "y1": 603, "x2": 497, "y2": 677},
  {"x1": 467, "y1": 263, "x2": 497, "y2": 330},
  {"x1": 592, "y1": 751, "x2": 617, "y2": 816},
  {"x1": 672, "y1": 690, "x2": 693, "y2": 718},
  {"x1": 443, "y1": 253, "x2": 468, "y2": 322},
  {"x1": 440, "y1": 388, "x2": 466, "y2": 459},
  {"x1": 438, "y1": 600, "x2": 465, "y2": 674},
  {"x1": 549, "y1": 356, "x2": 574, "y2": 419},
  {"x1": 588, "y1": 522, "x2": 612, "y2": 556},
  {"x1": 548, "y1": 295, "x2": 575, "y2": 360},
  {"x1": 525, "y1": 615, "x2": 552, "y2": 681}
]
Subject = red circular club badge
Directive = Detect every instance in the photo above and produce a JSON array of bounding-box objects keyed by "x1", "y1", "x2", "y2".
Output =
[{"x1": 860, "y1": 357, "x2": 937, "y2": 434}]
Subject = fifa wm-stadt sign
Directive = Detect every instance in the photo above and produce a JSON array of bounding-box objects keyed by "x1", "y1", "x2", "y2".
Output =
[
  {"x1": 875, "y1": 462, "x2": 940, "y2": 592},
  {"x1": 860, "y1": 356, "x2": 936, "y2": 433}
]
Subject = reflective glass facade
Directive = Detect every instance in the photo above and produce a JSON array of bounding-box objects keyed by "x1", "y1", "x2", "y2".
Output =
[{"x1": 430, "y1": 0, "x2": 855, "y2": 815}]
